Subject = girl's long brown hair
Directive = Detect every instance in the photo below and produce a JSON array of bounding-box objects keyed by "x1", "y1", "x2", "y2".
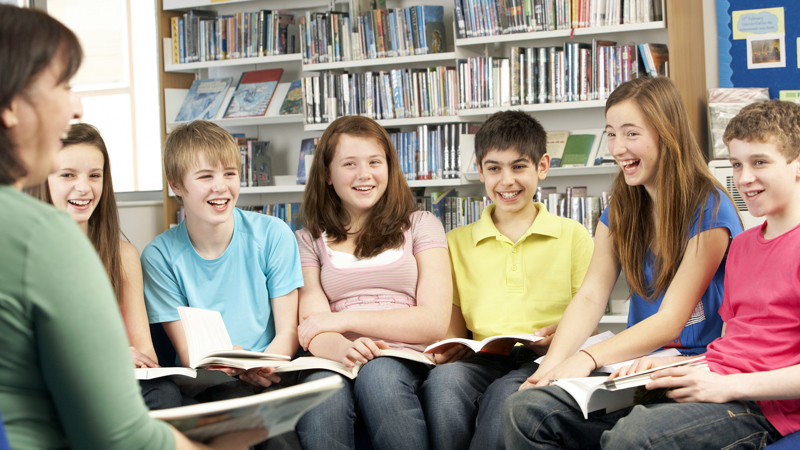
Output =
[
  {"x1": 301, "y1": 116, "x2": 416, "y2": 258},
  {"x1": 28, "y1": 124, "x2": 125, "y2": 303},
  {"x1": 605, "y1": 77, "x2": 737, "y2": 301}
]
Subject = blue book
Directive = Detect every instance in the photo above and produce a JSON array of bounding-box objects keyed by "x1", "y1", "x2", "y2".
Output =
[
  {"x1": 224, "y1": 69, "x2": 283, "y2": 118},
  {"x1": 175, "y1": 77, "x2": 233, "y2": 122}
]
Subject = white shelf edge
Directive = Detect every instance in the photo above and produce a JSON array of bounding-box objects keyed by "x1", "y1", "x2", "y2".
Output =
[
  {"x1": 168, "y1": 114, "x2": 304, "y2": 129},
  {"x1": 165, "y1": 53, "x2": 302, "y2": 73},
  {"x1": 407, "y1": 179, "x2": 463, "y2": 188},
  {"x1": 301, "y1": 52, "x2": 457, "y2": 72},
  {"x1": 459, "y1": 99, "x2": 607, "y2": 116},
  {"x1": 599, "y1": 314, "x2": 628, "y2": 324},
  {"x1": 304, "y1": 115, "x2": 464, "y2": 131},
  {"x1": 548, "y1": 165, "x2": 618, "y2": 176},
  {"x1": 456, "y1": 21, "x2": 666, "y2": 46}
]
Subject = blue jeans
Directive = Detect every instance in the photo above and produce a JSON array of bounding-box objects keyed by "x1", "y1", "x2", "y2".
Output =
[
  {"x1": 297, "y1": 357, "x2": 430, "y2": 450},
  {"x1": 421, "y1": 346, "x2": 537, "y2": 450},
  {"x1": 502, "y1": 384, "x2": 783, "y2": 449}
]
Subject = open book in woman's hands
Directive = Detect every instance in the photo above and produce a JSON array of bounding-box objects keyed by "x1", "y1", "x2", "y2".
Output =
[
  {"x1": 178, "y1": 307, "x2": 290, "y2": 370},
  {"x1": 424, "y1": 334, "x2": 544, "y2": 355}
]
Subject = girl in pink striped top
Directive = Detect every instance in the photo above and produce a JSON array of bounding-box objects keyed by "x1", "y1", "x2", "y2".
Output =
[{"x1": 294, "y1": 116, "x2": 452, "y2": 450}]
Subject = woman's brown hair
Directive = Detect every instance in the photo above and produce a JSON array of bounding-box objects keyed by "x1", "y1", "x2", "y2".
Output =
[
  {"x1": 301, "y1": 115, "x2": 416, "y2": 258},
  {"x1": 29, "y1": 124, "x2": 125, "y2": 303},
  {"x1": 0, "y1": 4, "x2": 82, "y2": 185},
  {"x1": 605, "y1": 77, "x2": 737, "y2": 301}
]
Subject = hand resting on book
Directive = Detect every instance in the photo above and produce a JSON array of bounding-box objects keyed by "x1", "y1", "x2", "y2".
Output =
[
  {"x1": 432, "y1": 344, "x2": 475, "y2": 364},
  {"x1": 520, "y1": 324, "x2": 558, "y2": 356},
  {"x1": 337, "y1": 337, "x2": 390, "y2": 368},
  {"x1": 131, "y1": 346, "x2": 160, "y2": 369},
  {"x1": 609, "y1": 355, "x2": 693, "y2": 380},
  {"x1": 646, "y1": 365, "x2": 736, "y2": 404}
]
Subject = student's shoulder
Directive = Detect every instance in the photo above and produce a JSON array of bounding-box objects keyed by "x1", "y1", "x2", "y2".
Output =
[
  {"x1": 236, "y1": 208, "x2": 292, "y2": 235},
  {"x1": 141, "y1": 223, "x2": 189, "y2": 262},
  {"x1": 409, "y1": 210, "x2": 445, "y2": 232},
  {"x1": 445, "y1": 220, "x2": 480, "y2": 250}
]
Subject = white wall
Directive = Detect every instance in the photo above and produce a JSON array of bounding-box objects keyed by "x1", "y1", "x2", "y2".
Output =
[{"x1": 119, "y1": 200, "x2": 163, "y2": 255}]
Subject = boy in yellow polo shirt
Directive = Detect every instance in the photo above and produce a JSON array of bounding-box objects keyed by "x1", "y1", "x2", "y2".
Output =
[{"x1": 420, "y1": 110, "x2": 594, "y2": 450}]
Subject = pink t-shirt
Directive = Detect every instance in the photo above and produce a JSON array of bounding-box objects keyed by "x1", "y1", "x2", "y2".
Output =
[
  {"x1": 705, "y1": 221, "x2": 800, "y2": 436},
  {"x1": 295, "y1": 211, "x2": 447, "y2": 353}
]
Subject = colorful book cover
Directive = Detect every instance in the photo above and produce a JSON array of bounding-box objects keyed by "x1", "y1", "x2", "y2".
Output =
[
  {"x1": 174, "y1": 77, "x2": 233, "y2": 122},
  {"x1": 561, "y1": 134, "x2": 596, "y2": 167},
  {"x1": 422, "y1": 5, "x2": 447, "y2": 54},
  {"x1": 296, "y1": 137, "x2": 319, "y2": 185},
  {"x1": 224, "y1": 69, "x2": 284, "y2": 118},
  {"x1": 279, "y1": 80, "x2": 303, "y2": 115}
]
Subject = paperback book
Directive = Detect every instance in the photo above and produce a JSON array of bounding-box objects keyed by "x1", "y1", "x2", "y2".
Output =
[
  {"x1": 178, "y1": 307, "x2": 290, "y2": 370},
  {"x1": 425, "y1": 334, "x2": 544, "y2": 355},
  {"x1": 273, "y1": 350, "x2": 434, "y2": 380},
  {"x1": 279, "y1": 80, "x2": 304, "y2": 115},
  {"x1": 150, "y1": 375, "x2": 343, "y2": 442}
]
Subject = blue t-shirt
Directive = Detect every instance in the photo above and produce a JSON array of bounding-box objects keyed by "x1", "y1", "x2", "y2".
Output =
[
  {"x1": 600, "y1": 188, "x2": 742, "y2": 355},
  {"x1": 142, "y1": 208, "x2": 304, "y2": 353}
]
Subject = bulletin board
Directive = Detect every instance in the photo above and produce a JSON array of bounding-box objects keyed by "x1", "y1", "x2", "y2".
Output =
[{"x1": 717, "y1": 1, "x2": 800, "y2": 98}]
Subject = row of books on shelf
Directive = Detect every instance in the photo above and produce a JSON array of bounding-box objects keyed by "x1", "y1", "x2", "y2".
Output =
[
  {"x1": 300, "y1": 5, "x2": 448, "y2": 65},
  {"x1": 169, "y1": 9, "x2": 299, "y2": 64},
  {"x1": 460, "y1": 40, "x2": 665, "y2": 108},
  {"x1": 418, "y1": 188, "x2": 493, "y2": 232},
  {"x1": 454, "y1": 0, "x2": 663, "y2": 38},
  {"x1": 301, "y1": 67, "x2": 458, "y2": 125},
  {"x1": 538, "y1": 186, "x2": 610, "y2": 236},
  {"x1": 174, "y1": 69, "x2": 303, "y2": 122},
  {"x1": 389, "y1": 123, "x2": 479, "y2": 181}
]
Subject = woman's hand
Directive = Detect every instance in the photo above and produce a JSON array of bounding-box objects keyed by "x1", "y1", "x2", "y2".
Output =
[
  {"x1": 239, "y1": 367, "x2": 281, "y2": 389},
  {"x1": 131, "y1": 346, "x2": 160, "y2": 368},
  {"x1": 207, "y1": 345, "x2": 246, "y2": 377},
  {"x1": 646, "y1": 366, "x2": 738, "y2": 404},
  {"x1": 432, "y1": 344, "x2": 474, "y2": 364},
  {"x1": 520, "y1": 351, "x2": 596, "y2": 390},
  {"x1": 608, "y1": 355, "x2": 693, "y2": 380},
  {"x1": 298, "y1": 312, "x2": 345, "y2": 350},
  {"x1": 338, "y1": 337, "x2": 389, "y2": 367}
]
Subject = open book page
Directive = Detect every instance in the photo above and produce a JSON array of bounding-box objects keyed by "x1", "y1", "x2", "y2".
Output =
[
  {"x1": 603, "y1": 356, "x2": 707, "y2": 390},
  {"x1": 177, "y1": 307, "x2": 290, "y2": 369},
  {"x1": 425, "y1": 334, "x2": 544, "y2": 355},
  {"x1": 596, "y1": 348, "x2": 683, "y2": 373},
  {"x1": 150, "y1": 375, "x2": 344, "y2": 441},
  {"x1": 134, "y1": 367, "x2": 198, "y2": 380},
  {"x1": 534, "y1": 331, "x2": 616, "y2": 365},
  {"x1": 273, "y1": 349, "x2": 434, "y2": 380}
]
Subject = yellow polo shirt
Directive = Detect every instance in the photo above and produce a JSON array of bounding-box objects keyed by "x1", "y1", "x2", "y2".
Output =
[{"x1": 447, "y1": 203, "x2": 594, "y2": 341}]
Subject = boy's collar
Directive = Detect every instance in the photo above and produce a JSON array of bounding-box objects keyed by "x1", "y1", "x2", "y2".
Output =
[{"x1": 472, "y1": 203, "x2": 561, "y2": 245}]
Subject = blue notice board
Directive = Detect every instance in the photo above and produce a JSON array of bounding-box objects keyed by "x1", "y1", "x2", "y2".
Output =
[{"x1": 717, "y1": 1, "x2": 800, "y2": 98}]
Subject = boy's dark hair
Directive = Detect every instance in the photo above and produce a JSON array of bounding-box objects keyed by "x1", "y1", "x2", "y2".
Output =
[
  {"x1": 723, "y1": 100, "x2": 800, "y2": 162},
  {"x1": 474, "y1": 110, "x2": 547, "y2": 167}
]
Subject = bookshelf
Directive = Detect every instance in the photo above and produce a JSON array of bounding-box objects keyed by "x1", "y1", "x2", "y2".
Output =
[{"x1": 156, "y1": 0, "x2": 707, "y2": 230}]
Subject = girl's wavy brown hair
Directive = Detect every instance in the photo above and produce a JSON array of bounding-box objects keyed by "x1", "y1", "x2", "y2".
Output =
[
  {"x1": 28, "y1": 123, "x2": 125, "y2": 303},
  {"x1": 605, "y1": 77, "x2": 737, "y2": 301},
  {"x1": 301, "y1": 116, "x2": 416, "y2": 258}
]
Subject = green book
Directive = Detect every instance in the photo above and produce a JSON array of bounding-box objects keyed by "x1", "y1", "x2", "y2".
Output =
[{"x1": 561, "y1": 134, "x2": 595, "y2": 167}]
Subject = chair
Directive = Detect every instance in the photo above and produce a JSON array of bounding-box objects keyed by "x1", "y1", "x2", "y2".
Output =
[{"x1": 764, "y1": 431, "x2": 800, "y2": 449}]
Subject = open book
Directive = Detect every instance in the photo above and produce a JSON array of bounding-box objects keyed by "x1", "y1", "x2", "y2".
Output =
[
  {"x1": 178, "y1": 307, "x2": 290, "y2": 370},
  {"x1": 150, "y1": 375, "x2": 343, "y2": 442},
  {"x1": 273, "y1": 349, "x2": 434, "y2": 380},
  {"x1": 424, "y1": 334, "x2": 544, "y2": 355},
  {"x1": 551, "y1": 357, "x2": 707, "y2": 419}
]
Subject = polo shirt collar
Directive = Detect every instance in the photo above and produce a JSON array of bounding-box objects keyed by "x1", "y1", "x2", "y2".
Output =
[{"x1": 472, "y1": 203, "x2": 562, "y2": 246}]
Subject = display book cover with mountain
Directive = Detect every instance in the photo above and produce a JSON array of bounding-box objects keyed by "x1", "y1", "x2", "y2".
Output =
[
  {"x1": 174, "y1": 77, "x2": 233, "y2": 122},
  {"x1": 224, "y1": 69, "x2": 284, "y2": 118}
]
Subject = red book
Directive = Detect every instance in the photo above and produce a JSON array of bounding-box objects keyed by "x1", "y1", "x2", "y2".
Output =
[{"x1": 223, "y1": 68, "x2": 284, "y2": 118}]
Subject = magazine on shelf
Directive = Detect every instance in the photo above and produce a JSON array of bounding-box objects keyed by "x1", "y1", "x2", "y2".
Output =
[
  {"x1": 178, "y1": 307, "x2": 290, "y2": 370},
  {"x1": 174, "y1": 78, "x2": 233, "y2": 122},
  {"x1": 224, "y1": 69, "x2": 284, "y2": 119},
  {"x1": 150, "y1": 375, "x2": 344, "y2": 442}
]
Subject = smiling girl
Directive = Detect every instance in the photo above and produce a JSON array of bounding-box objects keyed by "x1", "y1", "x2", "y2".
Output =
[
  {"x1": 501, "y1": 77, "x2": 743, "y2": 448},
  {"x1": 294, "y1": 115, "x2": 451, "y2": 450},
  {"x1": 29, "y1": 123, "x2": 181, "y2": 410}
]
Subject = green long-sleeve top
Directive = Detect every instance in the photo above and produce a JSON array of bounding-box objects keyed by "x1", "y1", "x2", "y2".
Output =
[{"x1": 0, "y1": 185, "x2": 173, "y2": 449}]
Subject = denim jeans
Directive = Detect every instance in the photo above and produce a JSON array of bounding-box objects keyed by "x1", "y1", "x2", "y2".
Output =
[
  {"x1": 420, "y1": 346, "x2": 537, "y2": 450},
  {"x1": 140, "y1": 378, "x2": 184, "y2": 410},
  {"x1": 502, "y1": 384, "x2": 783, "y2": 449},
  {"x1": 296, "y1": 357, "x2": 430, "y2": 450}
]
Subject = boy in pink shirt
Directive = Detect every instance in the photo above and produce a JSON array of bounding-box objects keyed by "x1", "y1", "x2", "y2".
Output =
[{"x1": 503, "y1": 100, "x2": 800, "y2": 449}]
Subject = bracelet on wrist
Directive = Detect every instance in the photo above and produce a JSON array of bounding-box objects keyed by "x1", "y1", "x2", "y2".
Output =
[{"x1": 579, "y1": 349, "x2": 598, "y2": 371}]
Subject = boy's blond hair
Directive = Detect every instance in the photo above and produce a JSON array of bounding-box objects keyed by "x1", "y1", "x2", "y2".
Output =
[
  {"x1": 723, "y1": 100, "x2": 800, "y2": 162},
  {"x1": 163, "y1": 121, "x2": 241, "y2": 197}
]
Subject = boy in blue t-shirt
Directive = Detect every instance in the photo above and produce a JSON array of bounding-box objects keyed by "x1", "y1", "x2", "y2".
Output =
[{"x1": 142, "y1": 121, "x2": 303, "y2": 389}]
